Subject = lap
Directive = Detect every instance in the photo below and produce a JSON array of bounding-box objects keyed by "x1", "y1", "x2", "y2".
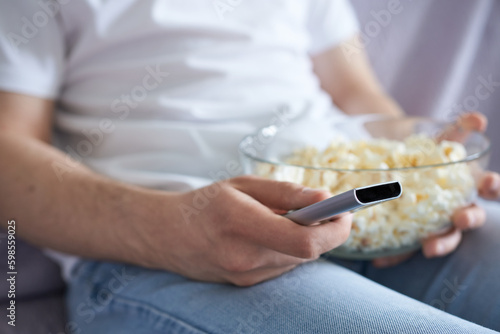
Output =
[{"x1": 66, "y1": 258, "x2": 496, "y2": 334}]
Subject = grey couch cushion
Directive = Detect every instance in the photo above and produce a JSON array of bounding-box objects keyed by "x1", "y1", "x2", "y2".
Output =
[
  {"x1": 0, "y1": 292, "x2": 67, "y2": 334},
  {"x1": 0, "y1": 237, "x2": 67, "y2": 333},
  {"x1": 0, "y1": 239, "x2": 65, "y2": 303}
]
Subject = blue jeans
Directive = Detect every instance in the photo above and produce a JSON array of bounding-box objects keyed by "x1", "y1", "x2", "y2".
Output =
[{"x1": 66, "y1": 200, "x2": 500, "y2": 333}]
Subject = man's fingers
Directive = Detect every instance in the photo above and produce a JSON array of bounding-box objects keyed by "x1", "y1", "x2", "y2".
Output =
[
  {"x1": 372, "y1": 252, "x2": 415, "y2": 268},
  {"x1": 240, "y1": 203, "x2": 352, "y2": 259},
  {"x1": 226, "y1": 243, "x2": 310, "y2": 271},
  {"x1": 372, "y1": 202, "x2": 486, "y2": 266},
  {"x1": 459, "y1": 112, "x2": 488, "y2": 132},
  {"x1": 452, "y1": 203, "x2": 486, "y2": 230},
  {"x1": 269, "y1": 214, "x2": 352, "y2": 259},
  {"x1": 478, "y1": 171, "x2": 500, "y2": 200},
  {"x1": 437, "y1": 112, "x2": 487, "y2": 143},
  {"x1": 375, "y1": 227, "x2": 463, "y2": 263},
  {"x1": 231, "y1": 175, "x2": 331, "y2": 211},
  {"x1": 256, "y1": 251, "x2": 311, "y2": 270},
  {"x1": 224, "y1": 264, "x2": 299, "y2": 287},
  {"x1": 422, "y1": 227, "x2": 462, "y2": 258}
]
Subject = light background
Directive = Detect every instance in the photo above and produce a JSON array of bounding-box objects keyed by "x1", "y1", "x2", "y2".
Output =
[{"x1": 351, "y1": 0, "x2": 500, "y2": 173}]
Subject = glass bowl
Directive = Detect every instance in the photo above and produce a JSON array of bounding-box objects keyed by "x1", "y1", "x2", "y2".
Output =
[{"x1": 238, "y1": 115, "x2": 491, "y2": 260}]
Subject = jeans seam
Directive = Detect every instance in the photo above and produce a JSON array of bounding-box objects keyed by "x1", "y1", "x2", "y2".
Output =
[{"x1": 107, "y1": 294, "x2": 211, "y2": 334}]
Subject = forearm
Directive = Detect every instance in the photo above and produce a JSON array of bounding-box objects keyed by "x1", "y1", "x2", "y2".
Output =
[
  {"x1": 313, "y1": 35, "x2": 404, "y2": 118},
  {"x1": 339, "y1": 89, "x2": 404, "y2": 117},
  {"x1": 0, "y1": 132, "x2": 175, "y2": 268}
]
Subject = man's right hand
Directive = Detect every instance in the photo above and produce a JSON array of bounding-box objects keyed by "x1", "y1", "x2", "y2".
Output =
[
  {"x1": 143, "y1": 176, "x2": 352, "y2": 286},
  {"x1": 0, "y1": 91, "x2": 351, "y2": 287}
]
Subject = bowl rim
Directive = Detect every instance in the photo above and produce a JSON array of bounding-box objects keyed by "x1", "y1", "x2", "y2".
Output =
[{"x1": 238, "y1": 116, "x2": 492, "y2": 172}]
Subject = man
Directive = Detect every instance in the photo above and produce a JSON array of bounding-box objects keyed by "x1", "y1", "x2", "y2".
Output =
[{"x1": 1, "y1": 1, "x2": 499, "y2": 332}]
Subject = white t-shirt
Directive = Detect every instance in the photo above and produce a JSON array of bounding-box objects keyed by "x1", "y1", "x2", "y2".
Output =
[{"x1": 0, "y1": 0, "x2": 359, "y2": 279}]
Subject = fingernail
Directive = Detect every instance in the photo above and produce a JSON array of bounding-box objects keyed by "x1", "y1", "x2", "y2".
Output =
[
  {"x1": 467, "y1": 211, "x2": 477, "y2": 228},
  {"x1": 435, "y1": 242, "x2": 445, "y2": 256},
  {"x1": 491, "y1": 176, "x2": 500, "y2": 193}
]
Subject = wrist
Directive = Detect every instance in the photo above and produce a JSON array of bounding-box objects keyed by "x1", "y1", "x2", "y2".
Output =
[
  {"x1": 116, "y1": 184, "x2": 183, "y2": 270},
  {"x1": 342, "y1": 91, "x2": 404, "y2": 117}
]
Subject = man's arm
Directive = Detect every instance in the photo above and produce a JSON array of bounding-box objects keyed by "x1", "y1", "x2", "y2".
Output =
[
  {"x1": 312, "y1": 35, "x2": 403, "y2": 117},
  {"x1": 0, "y1": 91, "x2": 170, "y2": 268},
  {"x1": 0, "y1": 90, "x2": 352, "y2": 285}
]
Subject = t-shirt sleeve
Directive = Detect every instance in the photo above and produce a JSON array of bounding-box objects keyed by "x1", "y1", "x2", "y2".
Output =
[
  {"x1": 306, "y1": 0, "x2": 360, "y2": 55},
  {"x1": 0, "y1": 2, "x2": 65, "y2": 99}
]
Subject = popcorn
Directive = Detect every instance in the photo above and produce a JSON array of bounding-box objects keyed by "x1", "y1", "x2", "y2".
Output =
[{"x1": 256, "y1": 134, "x2": 476, "y2": 252}]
